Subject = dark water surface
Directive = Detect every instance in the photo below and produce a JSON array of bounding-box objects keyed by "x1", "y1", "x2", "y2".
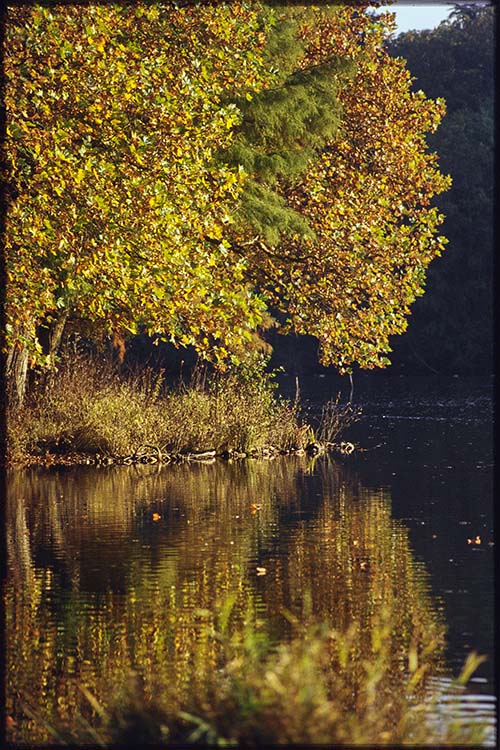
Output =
[
  {"x1": 293, "y1": 376, "x2": 495, "y2": 680},
  {"x1": 6, "y1": 376, "x2": 495, "y2": 745}
]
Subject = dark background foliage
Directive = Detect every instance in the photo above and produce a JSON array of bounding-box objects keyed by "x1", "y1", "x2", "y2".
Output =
[{"x1": 378, "y1": 4, "x2": 494, "y2": 375}]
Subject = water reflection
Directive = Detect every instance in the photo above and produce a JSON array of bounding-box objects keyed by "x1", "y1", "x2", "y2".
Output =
[{"x1": 3, "y1": 458, "x2": 471, "y2": 744}]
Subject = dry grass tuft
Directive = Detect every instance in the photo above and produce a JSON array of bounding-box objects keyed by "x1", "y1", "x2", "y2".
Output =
[{"x1": 7, "y1": 352, "x2": 318, "y2": 464}]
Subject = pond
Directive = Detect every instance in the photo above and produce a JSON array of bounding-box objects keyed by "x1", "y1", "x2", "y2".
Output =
[{"x1": 6, "y1": 376, "x2": 495, "y2": 745}]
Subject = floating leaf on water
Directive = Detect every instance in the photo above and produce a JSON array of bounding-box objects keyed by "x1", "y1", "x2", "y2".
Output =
[{"x1": 467, "y1": 536, "x2": 481, "y2": 545}]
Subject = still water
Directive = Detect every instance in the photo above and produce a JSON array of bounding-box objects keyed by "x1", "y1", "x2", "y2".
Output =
[{"x1": 6, "y1": 376, "x2": 495, "y2": 745}]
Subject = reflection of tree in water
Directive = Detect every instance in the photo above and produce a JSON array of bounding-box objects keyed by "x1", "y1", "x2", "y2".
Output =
[
  {"x1": 6, "y1": 459, "x2": 445, "y2": 744},
  {"x1": 270, "y1": 457, "x2": 444, "y2": 636}
]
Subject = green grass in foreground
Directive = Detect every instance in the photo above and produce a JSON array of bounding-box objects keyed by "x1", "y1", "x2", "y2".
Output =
[
  {"x1": 25, "y1": 607, "x2": 487, "y2": 747},
  {"x1": 7, "y1": 351, "x2": 358, "y2": 465}
]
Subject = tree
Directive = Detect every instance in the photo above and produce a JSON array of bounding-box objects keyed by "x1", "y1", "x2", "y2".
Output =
[
  {"x1": 4, "y1": 2, "x2": 270, "y2": 403},
  {"x1": 224, "y1": 4, "x2": 450, "y2": 371},
  {"x1": 387, "y1": 5, "x2": 494, "y2": 373},
  {"x1": 221, "y1": 5, "x2": 354, "y2": 247},
  {"x1": 5, "y1": 2, "x2": 451, "y2": 403}
]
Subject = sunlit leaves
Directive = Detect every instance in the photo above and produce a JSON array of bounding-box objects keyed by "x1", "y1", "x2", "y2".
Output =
[
  {"x1": 232, "y1": 4, "x2": 451, "y2": 372},
  {"x1": 4, "y1": 2, "x2": 269, "y2": 361},
  {"x1": 5, "y1": 3, "x2": 451, "y2": 376}
]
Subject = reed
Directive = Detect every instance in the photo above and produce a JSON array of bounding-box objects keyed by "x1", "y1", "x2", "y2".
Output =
[
  {"x1": 7, "y1": 351, "x2": 346, "y2": 465},
  {"x1": 24, "y1": 606, "x2": 486, "y2": 747}
]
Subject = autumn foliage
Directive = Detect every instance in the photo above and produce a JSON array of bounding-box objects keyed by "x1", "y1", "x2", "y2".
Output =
[
  {"x1": 4, "y1": 3, "x2": 269, "y2": 372},
  {"x1": 230, "y1": 6, "x2": 451, "y2": 371},
  {"x1": 4, "y1": 2, "x2": 450, "y2": 399}
]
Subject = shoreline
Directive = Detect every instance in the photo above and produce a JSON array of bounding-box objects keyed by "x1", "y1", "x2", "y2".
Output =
[
  {"x1": 9, "y1": 439, "x2": 357, "y2": 470},
  {"x1": 6, "y1": 354, "x2": 360, "y2": 470}
]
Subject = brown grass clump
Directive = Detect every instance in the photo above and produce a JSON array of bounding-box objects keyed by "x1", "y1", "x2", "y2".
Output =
[{"x1": 7, "y1": 352, "x2": 320, "y2": 465}]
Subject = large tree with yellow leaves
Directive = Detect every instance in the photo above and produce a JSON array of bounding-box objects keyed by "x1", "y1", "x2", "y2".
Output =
[{"x1": 4, "y1": 2, "x2": 450, "y2": 403}]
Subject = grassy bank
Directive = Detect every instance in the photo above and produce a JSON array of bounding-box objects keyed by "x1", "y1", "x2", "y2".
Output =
[{"x1": 7, "y1": 352, "x2": 358, "y2": 466}]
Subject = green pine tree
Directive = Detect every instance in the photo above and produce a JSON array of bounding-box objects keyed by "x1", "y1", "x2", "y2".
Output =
[{"x1": 221, "y1": 5, "x2": 354, "y2": 246}]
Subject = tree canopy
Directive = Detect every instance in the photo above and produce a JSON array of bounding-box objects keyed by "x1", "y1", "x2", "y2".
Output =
[
  {"x1": 5, "y1": 3, "x2": 270, "y2": 373},
  {"x1": 4, "y1": 1, "x2": 451, "y2": 400},
  {"x1": 229, "y1": 5, "x2": 450, "y2": 371},
  {"x1": 388, "y1": 4, "x2": 494, "y2": 373}
]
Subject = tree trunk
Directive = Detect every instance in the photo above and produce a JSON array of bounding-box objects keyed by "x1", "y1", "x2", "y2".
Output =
[
  {"x1": 38, "y1": 310, "x2": 69, "y2": 359},
  {"x1": 6, "y1": 344, "x2": 29, "y2": 408},
  {"x1": 48, "y1": 310, "x2": 68, "y2": 358}
]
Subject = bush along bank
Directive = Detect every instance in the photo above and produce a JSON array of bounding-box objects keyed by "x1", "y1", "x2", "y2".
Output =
[{"x1": 7, "y1": 352, "x2": 360, "y2": 467}]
